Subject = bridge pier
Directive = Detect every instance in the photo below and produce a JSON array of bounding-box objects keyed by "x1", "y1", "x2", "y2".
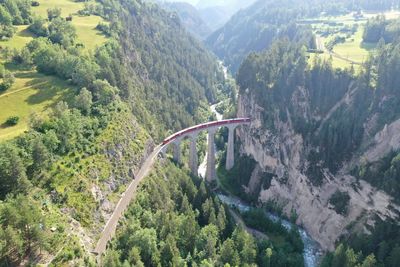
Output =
[
  {"x1": 95, "y1": 118, "x2": 251, "y2": 257},
  {"x1": 226, "y1": 125, "x2": 236, "y2": 171},
  {"x1": 206, "y1": 128, "x2": 217, "y2": 182},
  {"x1": 173, "y1": 140, "x2": 181, "y2": 164},
  {"x1": 189, "y1": 133, "x2": 198, "y2": 175}
]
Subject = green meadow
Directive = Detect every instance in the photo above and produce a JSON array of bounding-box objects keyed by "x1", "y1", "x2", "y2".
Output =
[
  {"x1": 305, "y1": 10, "x2": 398, "y2": 70},
  {"x1": 32, "y1": 0, "x2": 108, "y2": 50},
  {"x1": 0, "y1": 0, "x2": 108, "y2": 141},
  {"x1": 0, "y1": 70, "x2": 76, "y2": 141}
]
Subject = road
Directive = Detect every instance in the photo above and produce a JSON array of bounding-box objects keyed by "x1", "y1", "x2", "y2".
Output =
[
  {"x1": 95, "y1": 117, "x2": 250, "y2": 255},
  {"x1": 94, "y1": 144, "x2": 163, "y2": 255}
]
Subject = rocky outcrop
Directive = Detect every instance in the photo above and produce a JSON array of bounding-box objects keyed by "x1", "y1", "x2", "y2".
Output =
[
  {"x1": 236, "y1": 88, "x2": 400, "y2": 251},
  {"x1": 95, "y1": 117, "x2": 154, "y2": 230},
  {"x1": 363, "y1": 119, "x2": 400, "y2": 162}
]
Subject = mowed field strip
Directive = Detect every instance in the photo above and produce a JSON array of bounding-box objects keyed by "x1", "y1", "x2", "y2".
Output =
[{"x1": 0, "y1": 81, "x2": 48, "y2": 99}]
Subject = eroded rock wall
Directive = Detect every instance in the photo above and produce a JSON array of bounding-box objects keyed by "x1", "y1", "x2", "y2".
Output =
[{"x1": 236, "y1": 88, "x2": 400, "y2": 251}]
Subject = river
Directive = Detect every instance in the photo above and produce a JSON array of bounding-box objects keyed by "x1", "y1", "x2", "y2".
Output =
[
  {"x1": 217, "y1": 194, "x2": 324, "y2": 267},
  {"x1": 200, "y1": 77, "x2": 323, "y2": 266},
  {"x1": 198, "y1": 102, "x2": 223, "y2": 178}
]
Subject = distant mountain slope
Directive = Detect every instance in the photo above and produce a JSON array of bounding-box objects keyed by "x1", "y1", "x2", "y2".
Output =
[
  {"x1": 196, "y1": 0, "x2": 254, "y2": 11},
  {"x1": 149, "y1": 0, "x2": 257, "y2": 38},
  {"x1": 116, "y1": 0, "x2": 224, "y2": 135},
  {"x1": 163, "y1": 2, "x2": 212, "y2": 39},
  {"x1": 206, "y1": 0, "x2": 397, "y2": 74},
  {"x1": 206, "y1": 0, "x2": 315, "y2": 73},
  {"x1": 197, "y1": 0, "x2": 257, "y2": 31}
]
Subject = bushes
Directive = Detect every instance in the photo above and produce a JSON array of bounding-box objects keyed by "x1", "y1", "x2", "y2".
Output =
[
  {"x1": 0, "y1": 0, "x2": 33, "y2": 39},
  {"x1": 28, "y1": 16, "x2": 77, "y2": 47},
  {"x1": 12, "y1": 47, "x2": 33, "y2": 66},
  {"x1": 28, "y1": 16, "x2": 48, "y2": 37},
  {"x1": 0, "y1": 71, "x2": 15, "y2": 91},
  {"x1": 5, "y1": 116, "x2": 19, "y2": 126},
  {"x1": 47, "y1": 7, "x2": 61, "y2": 21},
  {"x1": 326, "y1": 35, "x2": 346, "y2": 51},
  {"x1": 329, "y1": 190, "x2": 350, "y2": 215},
  {"x1": 0, "y1": 24, "x2": 16, "y2": 39},
  {"x1": 48, "y1": 17, "x2": 77, "y2": 47},
  {"x1": 96, "y1": 22, "x2": 111, "y2": 36}
]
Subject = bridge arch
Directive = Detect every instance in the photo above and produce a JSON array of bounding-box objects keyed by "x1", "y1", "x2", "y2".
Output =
[
  {"x1": 94, "y1": 118, "x2": 251, "y2": 256},
  {"x1": 161, "y1": 118, "x2": 251, "y2": 181}
]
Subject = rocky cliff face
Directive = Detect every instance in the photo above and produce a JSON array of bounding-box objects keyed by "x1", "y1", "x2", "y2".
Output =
[{"x1": 236, "y1": 87, "x2": 400, "y2": 251}]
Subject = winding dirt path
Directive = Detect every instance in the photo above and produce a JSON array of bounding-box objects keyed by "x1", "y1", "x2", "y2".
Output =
[{"x1": 0, "y1": 81, "x2": 48, "y2": 99}]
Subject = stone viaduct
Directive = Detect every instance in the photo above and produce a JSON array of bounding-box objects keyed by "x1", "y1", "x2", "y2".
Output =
[
  {"x1": 94, "y1": 117, "x2": 251, "y2": 256},
  {"x1": 161, "y1": 118, "x2": 251, "y2": 181}
]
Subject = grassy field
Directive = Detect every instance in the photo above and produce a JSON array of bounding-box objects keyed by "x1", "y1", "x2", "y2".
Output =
[
  {"x1": 32, "y1": 0, "x2": 85, "y2": 18},
  {"x1": 310, "y1": 28, "x2": 375, "y2": 70},
  {"x1": 331, "y1": 26, "x2": 376, "y2": 64},
  {"x1": 32, "y1": 0, "x2": 107, "y2": 50},
  {"x1": 0, "y1": 0, "x2": 108, "y2": 141},
  {"x1": 0, "y1": 26, "x2": 35, "y2": 50},
  {"x1": 308, "y1": 53, "x2": 353, "y2": 70},
  {"x1": 305, "y1": 10, "x2": 398, "y2": 70},
  {"x1": 0, "y1": 70, "x2": 76, "y2": 141},
  {"x1": 72, "y1": 15, "x2": 107, "y2": 50}
]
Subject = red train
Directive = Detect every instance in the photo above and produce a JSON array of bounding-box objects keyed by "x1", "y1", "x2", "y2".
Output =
[{"x1": 161, "y1": 118, "x2": 251, "y2": 146}]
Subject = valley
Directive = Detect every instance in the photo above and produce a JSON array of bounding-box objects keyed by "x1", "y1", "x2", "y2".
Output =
[
  {"x1": 204, "y1": 99, "x2": 323, "y2": 267},
  {"x1": 1, "y1": 0, "x2": 400, "y2": 266}
]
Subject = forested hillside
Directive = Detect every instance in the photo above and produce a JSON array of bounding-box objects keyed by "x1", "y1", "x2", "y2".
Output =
[
  {"x1": 0, "y1": 0, "x2": 226, "y2": 265},
  {"x1": 231, "y1": 32, "x2": 400, "y2": 266},
  {"x1": 103, "y1": 162, "x2": 275, "y2": 266},
  {"x1": 151, "y1": 0, "x2": 258, "y2": 39},
  {"x1": 95, "y1": 0, "x2": 225, "y2": 138},
  {"x1": 2, "y1": 0, "x2": 400, "y2": 266},
  {"x1": 196, "y1": 0, "x2": 257, "y2": 32},
  {"x1": 160, "y1": 2, "x2": 212, "y2": 39},
  {"x1": 363, "y1": 15, "x2": 400, "y2": 43},
  {"x1": 237, "y1": 39, "x2": 400, "y2": 180}
]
